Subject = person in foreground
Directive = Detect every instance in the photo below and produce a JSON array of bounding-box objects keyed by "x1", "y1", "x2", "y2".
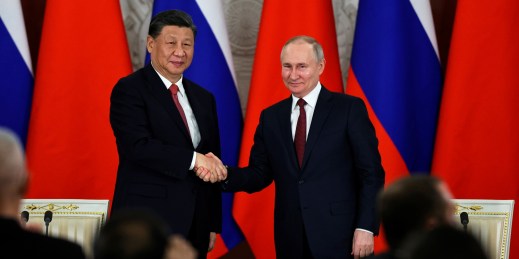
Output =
[
  {"x1": 94, "y1": 208, "x2": 197, "y2": 259},
  {"x1": 0, "y1": 127, "x2": 85, "y2": 258},
  {"x1": 405, "y1": 225, "x2": 488, "y2": 259},
  {"x1": 199, "y1": 35, "x2": 385, "y2": 258},
  {"x1": 368, "y1": 175, "x2": 456, "y2": 259},
  {"x1": 109, "y1": 9, "x2": 226, "y2": 259}
]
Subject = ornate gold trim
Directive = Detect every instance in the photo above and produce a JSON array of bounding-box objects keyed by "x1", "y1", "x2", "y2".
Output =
[
  {"x1": 24, "y1": 203, "x2": 79, "y2": 212},
  {"x1": 454, "y1": 209, "x2": 510, "y2": 259},
  {"x1": 455, "y1": 203, "x2": 484, "y2": 213},
  {"x1": 25, "y1": 211, "x2": 107, "y2": 233}
]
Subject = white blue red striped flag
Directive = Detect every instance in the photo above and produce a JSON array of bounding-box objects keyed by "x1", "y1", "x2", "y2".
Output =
[
  {"x1": 346, "y1": 1, "x2": 442, "y2": 250},
  {"x1": 0, "y1": 0, "x2": 33, "y2": 144},
  {"x1": 347, "y1": 0, "x2": 442, "y2": 180}
]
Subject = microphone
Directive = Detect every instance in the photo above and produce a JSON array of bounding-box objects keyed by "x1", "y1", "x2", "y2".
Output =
[
  {"x1": 20, "y1": 211, "x2": 29, "y2": 225},
  {"x1": 44, "y1": 210, "x2": 53, "y2": 236},
  {"x1": 460, "y1": 212, "x2": 469, "y2": 232}
]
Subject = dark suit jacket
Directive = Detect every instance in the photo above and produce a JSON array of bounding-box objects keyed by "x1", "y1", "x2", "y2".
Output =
[
  {"x1": 0, "y1": 217, "x2": 85, "y2": 258},
  {"x1": 224, "y1": 86, "x2": 384, "y2": 258},
  {"x1": 110, "y1": 64, "x2": 222, "y2": 240}
]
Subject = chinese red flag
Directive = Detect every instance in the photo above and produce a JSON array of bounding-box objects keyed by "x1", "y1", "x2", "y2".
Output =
[
  {"x1": 432, "y1": 2, "x2": 519, "y2": 259},
  {"x1": 26, "y1": 1, "x2": 132, "y2": 202}
]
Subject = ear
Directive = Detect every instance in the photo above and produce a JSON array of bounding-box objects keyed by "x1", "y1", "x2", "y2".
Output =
[
  {"x1": 146, "y1": 35, "x2": 154, "y2": 54},
  {"x1": 318, "y1": 58, "x2": 326, "y2": 75}
]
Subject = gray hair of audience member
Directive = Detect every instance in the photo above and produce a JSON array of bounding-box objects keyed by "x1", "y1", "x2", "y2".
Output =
[
  {"x1": 0, "y1": 127, "x2": 27, "y2": 199},
  {"x1": 148, "y1": 9, "x2": 197, "y2": 39},
  {"x1": 280, "y1": 35, "x2": 325, "y2": 62},
  {"x1": 94, "y1": 208, "x2": 171, "y2": 259},
  {"x1": 378, "y1": 175, "x2": 452, "y2": 250}
]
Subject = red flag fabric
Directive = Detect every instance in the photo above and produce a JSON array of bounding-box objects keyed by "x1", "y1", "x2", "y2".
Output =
[
  {"x1": 233, "y1": 1, "x2": 343, "y2": 258},
  {"x1": 432, "y1": 2, "x2": 519, "y2": 259},
  {"x1": 26, "y1": 1, "x2": 132, "y2": 202}
]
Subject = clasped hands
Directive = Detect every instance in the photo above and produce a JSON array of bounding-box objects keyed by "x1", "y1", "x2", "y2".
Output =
[{"x1": 194, "y1": 152, "x2": 227, "y2": 183}]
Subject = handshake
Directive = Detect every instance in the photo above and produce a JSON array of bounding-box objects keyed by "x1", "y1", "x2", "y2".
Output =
[{"x1": 193, "y1": 152, "x2": 227, "y2": 183}]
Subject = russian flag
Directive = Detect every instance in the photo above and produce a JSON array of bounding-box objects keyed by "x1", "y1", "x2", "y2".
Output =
[
  {"x1": 148, "y1": 1, "x2": 244, "y2": 256},
  {"x1": 0, "y1": 0, "x2": 33, "y2": 144},
  {"x1": 346, "y1": 0, "x2": 442, "y2": 251}
]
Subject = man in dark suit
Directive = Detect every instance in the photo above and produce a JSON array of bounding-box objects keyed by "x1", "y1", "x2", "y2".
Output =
[
  {"x1": 209, "y1": 35, "x2": 385, "y2": 258},
  {"x1": 0, "y1": 127, "x2": 85, "y2": 258},
  {"x1": 109, "y1": 10, "x2": 226, "y2": 259}
]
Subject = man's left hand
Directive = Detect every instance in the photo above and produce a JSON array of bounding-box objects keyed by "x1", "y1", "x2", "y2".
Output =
[
  {"x1": 351, "y1": 229, "x2": 374, "y2": 258},
  {"x1": 208, "y1": 232, "x2": 217, "y2": 251}
]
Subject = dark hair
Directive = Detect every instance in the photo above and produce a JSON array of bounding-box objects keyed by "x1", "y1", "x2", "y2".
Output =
[
  {"x1": 94, "y1": 209, "x2": 170, "y2": 259},
  {"x1": 404, "y1": 225, "x2": 488, "y2": 259},
  {"x1": 148, "y1": 10, "x2": 197, "y2": 39},
  {"x1": 378, "y1": 175, "x2": 450, "y2": 250}
]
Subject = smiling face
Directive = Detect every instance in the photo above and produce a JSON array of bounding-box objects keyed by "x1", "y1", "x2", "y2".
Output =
[
  {"x1": 281, "y1": 40, "x2": 325, "y2": 98},
  {"x1": 147, "y1": 25, "x2": 194, "y2": 83}
]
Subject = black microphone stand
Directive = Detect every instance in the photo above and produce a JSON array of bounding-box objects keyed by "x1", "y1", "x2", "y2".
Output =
[
  {"x1": 460, "y1": 212, "x2": 469, "y2": 233},
  {"x1": 20, "y1": 211, "x2": 29, "y2": 227},
  {"x1": 44, "y1": 211, "x2": 53, "y2": 237},
  {"x1": 45, "y1": 220, "x2": 50, "y2": 236}
]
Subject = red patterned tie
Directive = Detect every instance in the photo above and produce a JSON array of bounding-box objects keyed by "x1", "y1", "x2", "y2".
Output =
[
  {"x1": 170, "y1": 84, "x2": 191, "y2": 136},
  {"x1": 294, "y1": 98, "x2": 306, "y2": 168}
]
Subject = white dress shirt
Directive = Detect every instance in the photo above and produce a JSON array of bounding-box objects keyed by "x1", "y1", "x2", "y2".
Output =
[
  {"x1": 291, "y1": 83, "x2": 321, "y2": 140},
  {"x1": 153, "y1": 66, "x2": 200, "y2": 170}
]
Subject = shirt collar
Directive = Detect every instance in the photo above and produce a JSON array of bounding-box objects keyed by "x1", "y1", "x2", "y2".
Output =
[
  {"x1": 151, "y1": 62, "x2": 186, "y2": 97},
  {"x1": 292, "y1": 82, "x2": 321, "y2": 110}
]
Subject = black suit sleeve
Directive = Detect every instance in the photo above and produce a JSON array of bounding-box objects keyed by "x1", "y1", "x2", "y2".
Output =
[
  {"x1": 348, "y1": 98, "x2": 385, "y2": 234},
  {"x1": 222, "y1": 111, "x2": 274, "y2": 193},
  {"x1": 207, "y1": 94, "x2": 223, "y2": 232}
]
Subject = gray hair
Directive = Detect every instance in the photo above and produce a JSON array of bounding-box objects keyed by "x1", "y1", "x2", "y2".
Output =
[
  {"x1": 280, "y1": 35, "x2": 325, "y2": 62},
  {"x1": 0, "y1": 128, "x2": 27, "y2": 195}
]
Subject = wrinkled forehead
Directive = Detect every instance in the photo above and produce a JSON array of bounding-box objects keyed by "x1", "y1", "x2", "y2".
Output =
[
  {"x1": 281, "y1": 42, "x2": 317, "y2": 63},
  {"x1": 159, "y1": 26, "x2": 194, "y2": 40}
]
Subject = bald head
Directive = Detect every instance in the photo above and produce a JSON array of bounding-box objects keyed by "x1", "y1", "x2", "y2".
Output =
[{"x1": 0, "y1": 128, "x2": 27, "y2": 199}]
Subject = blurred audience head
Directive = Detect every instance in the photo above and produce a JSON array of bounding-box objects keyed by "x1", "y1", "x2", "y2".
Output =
[
  {"x1": 378, "y1": 175, "x2": 456, "y2": 251},
  {"x1": 404, "y1": 225, "x2": 488, "y2": 259},
  {"x1": 0, "y1": 127, "x2": 28, "y2": 214},
  {"x1": 94, "y1": 208, "x2": 171, "y2": 259}
]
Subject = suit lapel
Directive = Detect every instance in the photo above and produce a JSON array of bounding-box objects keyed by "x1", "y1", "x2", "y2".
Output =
[
  {"x1": 144, "y1": 65, "x2": 191, "y2": 140},
  {"x1": 302, "y1": 87, "x2": 334, "y2": 169},
  {"x1": 277, "y1": 97, "x2": 300, "y2": 171}
]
